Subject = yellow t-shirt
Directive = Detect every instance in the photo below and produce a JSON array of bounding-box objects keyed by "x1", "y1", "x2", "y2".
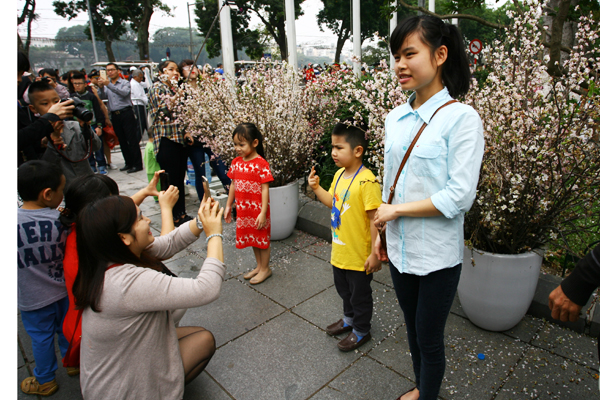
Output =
[{"x1": 328, "y1": 167, "x2": 382, "y2": 271}]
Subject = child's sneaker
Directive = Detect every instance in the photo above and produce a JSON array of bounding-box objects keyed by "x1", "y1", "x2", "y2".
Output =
[
  {"x1": 66, "y1": 367, "x2": 80, "y2": 376},
  {"x1": 21, "y1": 377, "x2": 58, "y2": 396},
  {"x1": 108, "y1": 163, "x2": 118, "y2": 170},
  {"x1": 98, "y1": 166, "x2": 108, "y2": 175}
]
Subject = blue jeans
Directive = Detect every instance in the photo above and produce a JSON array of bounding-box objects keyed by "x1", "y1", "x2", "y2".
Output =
[
  {"x1": 20, "y1": 296, "x2": 70, "y2": 384},
  {"x1": 187, "y1": 145, "x2": 231, "y2": 199},
  {"x1": 88, "y1": 125, "x2": 107, "y2": 168},
  {"x1": 389, "y1": 262, "x2": 461, "y2": 400}
]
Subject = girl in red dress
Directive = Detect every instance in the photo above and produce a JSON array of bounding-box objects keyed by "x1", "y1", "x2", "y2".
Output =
[{"x1": 225, "y1": 123, "x2": 274, "y2": 284}]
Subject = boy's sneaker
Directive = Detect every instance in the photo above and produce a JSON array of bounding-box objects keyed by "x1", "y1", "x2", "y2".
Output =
[
  {"x1": 21, "y1": 377, "x2": 58, "y2": 396},
  {"x1": 98, "y1": 166, "x2": 108, "y2": 175},
  {"x1": 108, "y1": 163, "x2": 118, "y2": 170}
]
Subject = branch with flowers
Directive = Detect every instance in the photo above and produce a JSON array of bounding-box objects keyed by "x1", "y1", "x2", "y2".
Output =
[{"x1": 463, "y1": 1, "x2": 600, "y2": 256}]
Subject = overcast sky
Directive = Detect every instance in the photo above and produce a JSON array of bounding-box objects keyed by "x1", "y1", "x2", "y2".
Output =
[
  {"x1": 17, "y1": 0, "x2": 341, "y2": 46},
  {"x1": 17, "y1": 0, "x2": 508, "y2": 47}
]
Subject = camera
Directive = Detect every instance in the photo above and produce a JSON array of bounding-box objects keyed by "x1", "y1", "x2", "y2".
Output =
[{"x1": 63, "y1": 97, "x2": 94, "y2": 123}]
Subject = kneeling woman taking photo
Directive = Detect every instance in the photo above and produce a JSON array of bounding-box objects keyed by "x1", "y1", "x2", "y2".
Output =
[{"x1": 73, "y1": 196, "x2": 225, "y2": 399}]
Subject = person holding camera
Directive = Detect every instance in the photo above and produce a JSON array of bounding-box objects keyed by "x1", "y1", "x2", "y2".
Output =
[
  {"x1": 68, "y1": 72, "x2": 110, "y2": 175},
  {"x1": 18, "y1": 54, "x2": 75, "y2": 166},
  {"x1": 97, "y1": 62, "x2": 144, "y2": 173},
  {"x1": 27, "y1": 81, "x2": 102, "y2": 184},
  {"x1": 37, "y1": 68, "x2": 70, "y2": 100}
]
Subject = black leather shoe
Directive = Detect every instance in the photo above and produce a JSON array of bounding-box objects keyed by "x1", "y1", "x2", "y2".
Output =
[
  {"x1": 326, "y1": 319, "x2": 352, "y2": 336},
  {"x1": 119, "y1": 165, "x2": 132, "y2": 171},
  {"x1": 337, "y1": 332, "x2": 371, "y2": 352},
  {"x1": 127, "y1": 166, "x2": 143, "y2": 173}
]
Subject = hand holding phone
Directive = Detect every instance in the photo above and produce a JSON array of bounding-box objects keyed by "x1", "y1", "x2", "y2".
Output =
[
  {"x1": 159, "y1": 172, "x2": 169, "y2": 191},
  {"x1": 202, "y1": 176, "x2": 211, "y2": 202}
]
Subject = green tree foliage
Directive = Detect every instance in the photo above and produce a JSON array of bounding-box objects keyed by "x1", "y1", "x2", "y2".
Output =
[
  {"x1": 194, "y1": 0, "x2": 265, "y2": 61},
  {"x1": 361, "y1": 40, "x2": 389, "y2": 66},
  {"x1": 317, "y1": 0, "x2": 391, "y2": 63},
  {"x1": 53, "y1": 0, "x2": 171, "y2": 61},
  {"x1": 241, "y1": 0, "x2": 305, "y2": 61},
  {"x1": 150, "y1": 27, "x2": 216, "y2": 64}
]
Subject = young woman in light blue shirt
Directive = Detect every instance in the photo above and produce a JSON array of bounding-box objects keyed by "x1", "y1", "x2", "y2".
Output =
[{"x1": 374, "y1": 15, "x2": 485, "y2": 400}]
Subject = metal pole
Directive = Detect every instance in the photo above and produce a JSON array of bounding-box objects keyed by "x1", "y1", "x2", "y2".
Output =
[
  {"x1": 285, "y1": 0, "x2": 297, "y2": 70},
  {"x1": 352, "y1": 0, "x2": 361, "y2": 76},
  {"x1": 187, "y1": 3, "x2": 194, "y2": 60},
  {"x1": 418, "y1": 0, "x2": 424, "y2": 16},
  {"x1": 85, "y1": 0, "x2": 99, "y2": 62},
  {"x1": 389, "y1": 0, "x2": 397, "y2": 71},
  {"x1": 219, "y1": 1, "x2": 235, "y2": 78},
  {"x1": 429, "y1": 0, "x2": 435, "y2": 12}
]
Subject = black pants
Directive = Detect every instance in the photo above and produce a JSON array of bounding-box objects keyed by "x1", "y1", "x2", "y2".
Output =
[
  {"x1": 133, "y1": 105, "x2": 147, "y2": 142},
  {"x1": 111, "y1": 108, "x2": 142, "y2": 168},
  {"x1": 156, "y1": 137, "x2": 187, "y2": 218},
  {"x1": 390, "y1": 262, "x2": 461, "y2": 400},
  {"x1": 332, "y1": 266, "x2": 373, "y2": 336}
]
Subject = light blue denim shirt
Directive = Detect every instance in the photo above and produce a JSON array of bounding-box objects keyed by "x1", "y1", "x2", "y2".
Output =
[{"x1": 383, "y1": 88, "x2": 484, "y2": 276}]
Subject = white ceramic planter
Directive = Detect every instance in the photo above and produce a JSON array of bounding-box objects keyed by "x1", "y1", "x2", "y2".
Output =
[
  {"x1": 269, "y1": 180, "x2": 299, "y2": 241},
  {"x1": 458, "y1": 246, "x2": 543, "y2": 332}
]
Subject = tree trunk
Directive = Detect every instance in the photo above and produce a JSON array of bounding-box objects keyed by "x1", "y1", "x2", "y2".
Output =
[
  {"x1": 334, "y1": 21, "x2": 351, "y2": 63},
  {"x1": 275, "y1": 20, "x2": 287, "y2": 61},
  {"x1": 545, "y1": 0, "x2": 576, "y2": 76},
  {"x1": 137, "y1": 0, "x2": 154, "y2": 60},
  {"x1": 105, "y1": 40, "x2": 116, "y2": 62}
]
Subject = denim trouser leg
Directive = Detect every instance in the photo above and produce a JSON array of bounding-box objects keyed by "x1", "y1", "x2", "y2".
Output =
[
  {"x1": 20, "y1": 297, "x2": 70, "y2": 384},
  {"x1": 204, "y1": 147, "x2": 231, "y2": 191},
  {"x1": 389, "y1": 262, "x2": 461, "y2": 400},
  {"x1": 187, "y1": 145, "x2": 207, "y2": 200}
]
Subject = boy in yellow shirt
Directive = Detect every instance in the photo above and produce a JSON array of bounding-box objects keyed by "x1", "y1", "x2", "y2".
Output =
[{"x1": 308, "y1": 122, "x2": 382, "y2": 351}]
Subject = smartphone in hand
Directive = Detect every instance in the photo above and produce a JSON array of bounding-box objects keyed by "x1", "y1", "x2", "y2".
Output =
[
  {"x1": 202, "y1": 176, "x2": 211, "y2": 202},
  {"x1": 99, "y1": 70, "x2": 107, "y2": 80},
  {"x1": 159, "y1": 172, "x2": 169, "y2": 191}
]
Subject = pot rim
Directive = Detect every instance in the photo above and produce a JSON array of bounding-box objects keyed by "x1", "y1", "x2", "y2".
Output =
[{"x1": 465, "y1": 245, "x2": 545, "y2": 259}]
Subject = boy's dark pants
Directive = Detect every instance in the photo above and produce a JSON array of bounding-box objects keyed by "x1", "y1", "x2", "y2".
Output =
[{"x1": 332, "y1": 265, "x2": 373, "y2": 336}]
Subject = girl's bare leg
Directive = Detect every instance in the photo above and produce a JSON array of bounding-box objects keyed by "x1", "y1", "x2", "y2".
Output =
[
  {"x1": 176, "y1": 326, "x2": 216, "y2": 384},
  {"x1": 103, "y1": 138, "x2": 112, "y2": 164}
]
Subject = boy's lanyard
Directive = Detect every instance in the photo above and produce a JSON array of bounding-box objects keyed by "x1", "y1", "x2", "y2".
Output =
[{"x1": 331, "y1": 164, "x2": 363, "y2": 230}]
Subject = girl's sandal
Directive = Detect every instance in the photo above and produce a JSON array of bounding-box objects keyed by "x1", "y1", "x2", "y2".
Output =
[{"x1": 21, "y1": 377, "x2": 59, "y2": 396}]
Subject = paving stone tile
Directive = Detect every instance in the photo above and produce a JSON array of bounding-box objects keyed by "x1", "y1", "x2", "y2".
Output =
[
  {"x1": 178, "y1": 278, "x2": 285, "y2": 347},
  {"x1": 207, "y1": 312, "x2": 360, "y2": 400},
  {"x1": 52, "y1": 364, "x2": 83, "y2": 400},
  {"x1": 373, "y1": 262, "x2": 394, "y2": 288},
  {"x1": 370, "y1": 313, "x2": 529, "y2": 399},
  {"x1": 531, "y1": 321, "x2": 598, "y2": 368},
  {"x1": 494, "y1": 346, "x2": 598, "y2": 400},
  {"x1": 18, "y1": 315, "x2": 34, "y2": 364},
  {"x1": 450, "y1": 293, "x2": 467, "y2": 319},
  {"x1": 280, "y1": 230, "x2": 319, "y2": 249},
  {"x1": 292, "y1": 282, "x2": 403, "y2": 352},
  {"x1": 164, "y1": 253, "x2": 206, "y2": 275},
  {"x1": 308, "y1": 386, "x2": 350, "y2": 400},
  {"x1": 326, "y1": 357, "x2": 414, "y2": 400},
  {"x1": 301, "y1": 239, "x2": 331, "y2": 262},
  {"x1": 248, "y1": 251, "x2": 334, "y2": 308},
  {"x1": 501, "y1": 315, "x2": 545, "y2": 344},
  {"x1": 183, "y1": 372, "x2": 234, "y2": 400}
]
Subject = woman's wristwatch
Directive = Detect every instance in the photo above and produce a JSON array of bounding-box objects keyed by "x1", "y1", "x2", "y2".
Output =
[{"x1": 196, "y1": 218, "x2": 203, "y2": 230}]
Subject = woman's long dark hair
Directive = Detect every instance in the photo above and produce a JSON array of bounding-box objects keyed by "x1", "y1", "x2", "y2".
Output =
[
  {"x1": 390, "y1": 15, "x2": 471, "y2": 98},
  {"x1": 73, "y1": 195, "x2": 162, "y2": 312},
  {"x1": 232, "y1": 123, "x2": 266, "y2": 159},
  {"x1": 60, "y1": 174, "x2": 119, "y2": 226}
]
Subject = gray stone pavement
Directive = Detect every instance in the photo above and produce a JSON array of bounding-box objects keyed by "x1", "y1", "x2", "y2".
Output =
[{"x1": 17, "y1": 149, "x2": 600, "y2": 399}]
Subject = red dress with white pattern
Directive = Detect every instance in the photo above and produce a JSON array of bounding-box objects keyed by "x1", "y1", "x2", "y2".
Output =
[{"x1": 227, "y1": 155, "x2": 274, "y2": 249}]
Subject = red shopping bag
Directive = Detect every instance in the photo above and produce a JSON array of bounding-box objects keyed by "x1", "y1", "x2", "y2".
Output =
[{"x1": 102, "y1": 126, "x2": 119, "y2": 149}]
